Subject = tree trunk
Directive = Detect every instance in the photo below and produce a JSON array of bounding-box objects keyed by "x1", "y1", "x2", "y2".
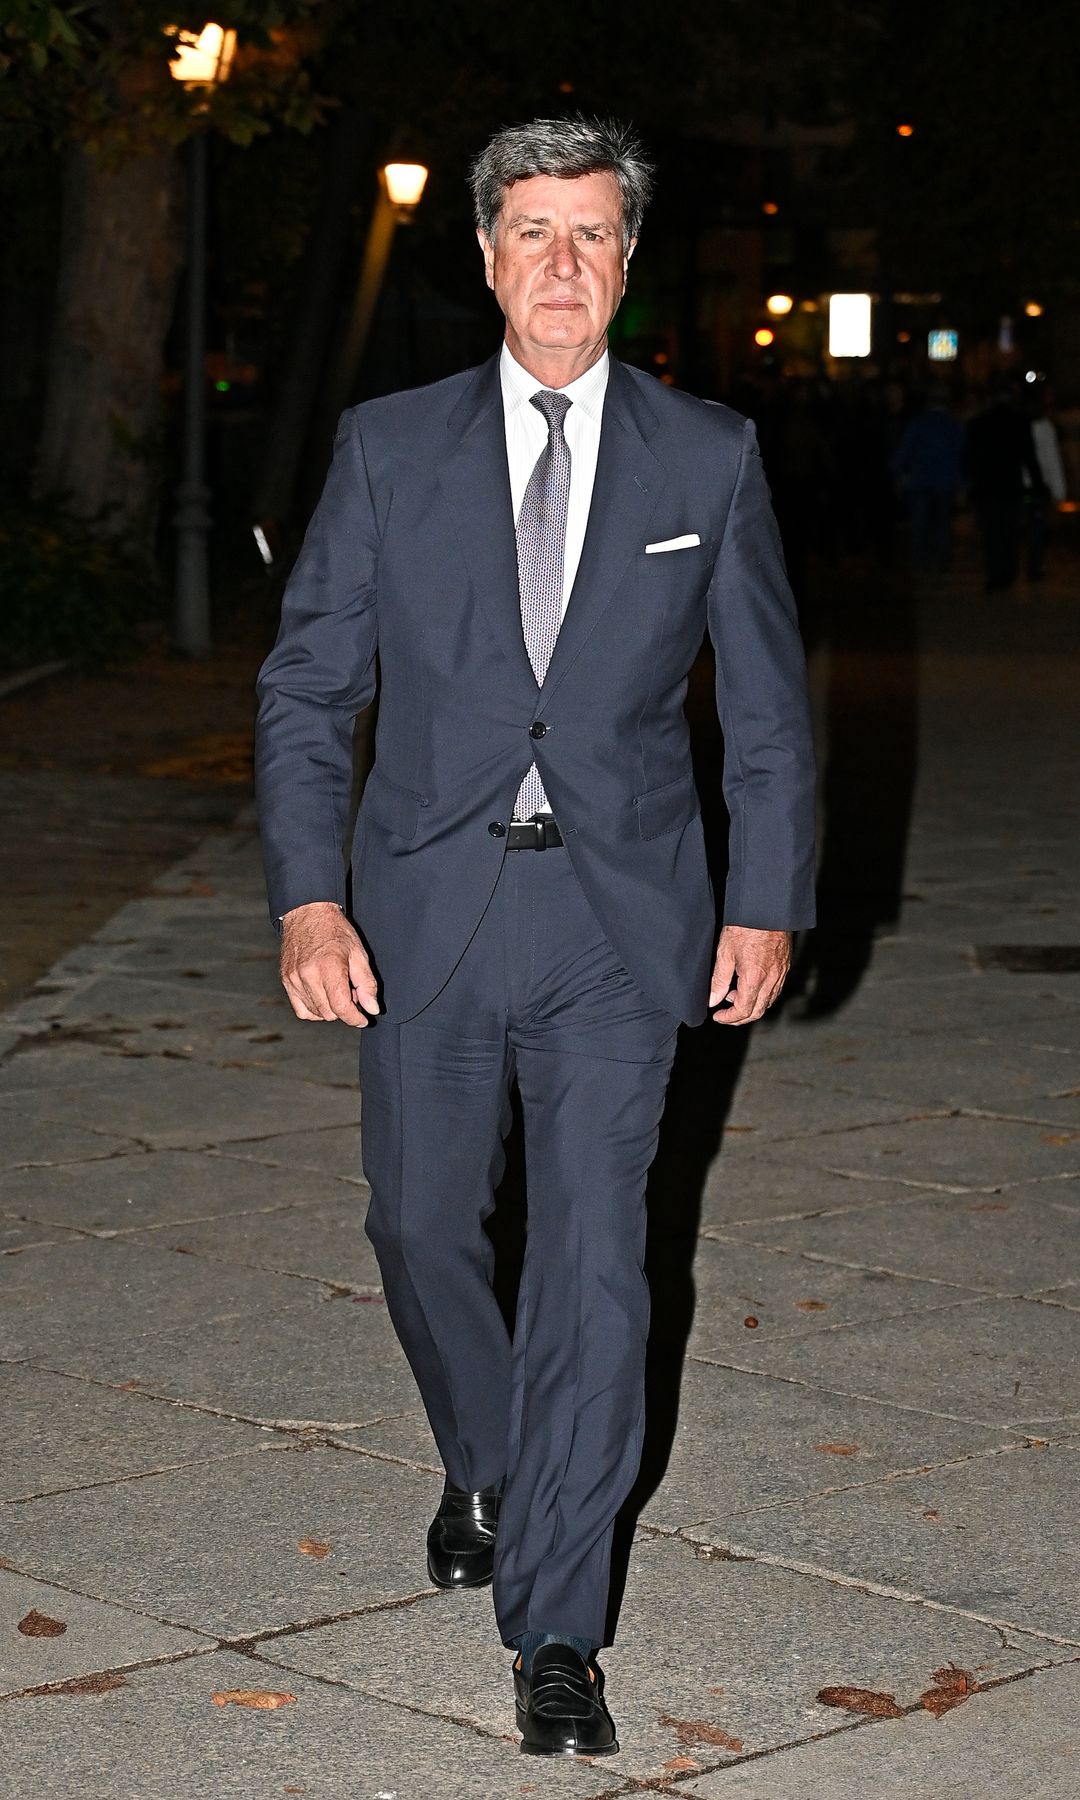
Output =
[{"x1": 33, "y1": 141, "x2": 183, "y2": 555}]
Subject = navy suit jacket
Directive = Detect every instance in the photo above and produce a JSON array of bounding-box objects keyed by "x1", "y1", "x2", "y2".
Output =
[{"x1": 255, "y1": 352, "x2": 816, "y2": 1025}]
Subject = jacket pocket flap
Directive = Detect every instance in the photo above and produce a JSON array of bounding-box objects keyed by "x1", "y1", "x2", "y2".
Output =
[
  {"x1": 634, "y1": 770, "x2": 700, "y2": 840},
  {"x1": 361, "y1": 766, "x2": 425, "y2": 840}
]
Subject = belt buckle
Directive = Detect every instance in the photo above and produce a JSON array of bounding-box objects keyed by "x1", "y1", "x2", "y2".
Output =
[{"x1": 532, "y1": 818, "x2": 547, "y2": 851}]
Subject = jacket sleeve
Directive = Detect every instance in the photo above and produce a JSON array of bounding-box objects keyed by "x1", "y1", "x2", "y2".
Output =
[
  {"x1": 254, "y1": 410, "x2": 380, "y2": 925},
  {"x1": 706, "y1": 417, "x2": 817, "y2": 931}
]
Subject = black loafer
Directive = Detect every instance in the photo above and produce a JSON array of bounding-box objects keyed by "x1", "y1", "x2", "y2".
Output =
[
  {"x1": 425, "y1": 1480, "x2": 502, "y2": 1589},
  {"x1": 515, "y1": 1642, "x2": 619, "y2": 1757}
]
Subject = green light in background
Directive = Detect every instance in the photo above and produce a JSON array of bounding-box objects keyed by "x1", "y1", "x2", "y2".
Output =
[{"x1": 215, "y1": 379, "x2": 231, "y2": 392}]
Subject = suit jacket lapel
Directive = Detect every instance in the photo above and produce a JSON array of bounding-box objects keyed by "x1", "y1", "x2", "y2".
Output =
[
  {"x1": 436, "y1": 354, "x2": 537, "y2": 695},
  {"x1": 539, "y1": 357, "x2": 666, "y2": 706}
]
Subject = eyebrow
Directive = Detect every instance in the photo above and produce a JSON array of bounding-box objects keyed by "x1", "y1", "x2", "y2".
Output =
[{"x1": 506, "y1": 214, "x2": 616, "y2": 232}]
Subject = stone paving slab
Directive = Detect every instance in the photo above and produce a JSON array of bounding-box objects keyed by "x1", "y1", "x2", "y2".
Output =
[
  {"x1": 0, "y1": 1568, "x2": 205, "y2": 1699},
  {"x1": 696, "y1": 1153, "x2": 910, "y2": 1229},
  {"x1": 684, "y1": 1656, "x2": 1080, "y2": 1797},
  {"x1": 0, "y1": 1056, "x2": 360, "y2": 1152},
  {"x1": 1, "y1": 1236, "x2": 325, "y2": 1362},
  {"x1": 686, "y1": 1237, "x2": 976, "y2": 1359},
  {"x1": 0, "y1": 1365, "x2": 273, "y2": 1501},
  {"x1": 0, "y1": 1147, "x2": 355, "y2": 1237},
  {"x1": 38, "y1": 1295, "x2": 415, "y2": 1428},
  {"x1": 817, "y1": 1113, "x2": 1080, "y2": 1190},
  {"x1": 261, "y1": 1531, "x2": 1057, "y2": 1784},
  {"x1": 212, "y1": 1123, "x2": 364, "y2": 1182},
  {"x1": 722, "y1": 1188, "x2": 1080, "y2": 1296},
  {"x1": 636, "y1": 1360, "x2": 1012, "y2": 1532},
  {"x1": 767, "y1": 1038, "x2": 1080, "y2": 1126},
  {"x1": 0, "y1": 1647, "x2": 616, "y2": 1800},
  {"x1": 132, "y1": 1195, "x2": 380, "y2": 1291},
  {"x1": 0, "y1": 1116, "x2": 138, "y2": 1170},
  {"x1": 713, "y1": 1076, "x2": 916, "y2": 1142},
  {"x1": 686, "y1": 1444, "x2": 1080, "y2": 1646},
  {"x1": 719, "y1": 1293, "x2": 1080, "y2": 1429},
  {"x1": 4, "y1": 1444, "x2": 442, "y2": 1639}
]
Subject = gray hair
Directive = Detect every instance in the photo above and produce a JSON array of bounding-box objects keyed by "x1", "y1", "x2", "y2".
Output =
[{"x1": 470, "y1": 115, "x2": 653, "y2": 250}]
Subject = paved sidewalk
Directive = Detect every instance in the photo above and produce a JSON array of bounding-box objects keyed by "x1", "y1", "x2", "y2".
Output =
[{"x1": 1, "y1": 575, "x2": 1078, "y2": 1797}]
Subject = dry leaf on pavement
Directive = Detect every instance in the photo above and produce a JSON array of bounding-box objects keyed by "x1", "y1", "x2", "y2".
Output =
[
  {"x1": 659, "y1": 1713, "x2": 743, "y2": 1751},
  {"x1": 813, "y1": 1442, "x2": 859, "y2": 1456},
  {"x1": 18, "y1": 1610, "x2": 66, "y2": 1638},
  {"x1": 211, "y1": 1689, "x2": 297, "y2": 1710},
  {"x1": 297, "y1": 1538, "x2": 332, "y2": 1560},
  {"x1": 743, "y1": 1315, "x2": 759, "y2": 1328},
  {"x1": 920, "y1": 1663, "x2": 980, "y2": 1717},
  {"x1": 663, "y1": 1756, "x2": 701, "y2": 1772},
  {"x1": 795, "y1": 1299, "x2": 830, "y2": 1312},
  {"x1": 817, "y1": 1685, "x2": 905, "y2": 1718}
]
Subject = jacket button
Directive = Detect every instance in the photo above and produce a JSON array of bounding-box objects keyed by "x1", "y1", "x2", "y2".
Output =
[
  {"x1": 488, "y1": 821, "x2": 506, "y2": 838},
  {"x1": 529, "y1": 721, "x2": 547, "y2": 739}
]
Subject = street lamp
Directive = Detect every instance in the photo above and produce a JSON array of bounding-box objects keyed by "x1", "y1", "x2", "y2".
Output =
[
  {"x1": 167, "y1": 23, "x2": 236, "y2": 657},
  {"x1": 319, "y1": 161, "x2": 429, "y2": 442},
  {"x1": 766, "y1": 294, "x2": 794, "y2": 317}
]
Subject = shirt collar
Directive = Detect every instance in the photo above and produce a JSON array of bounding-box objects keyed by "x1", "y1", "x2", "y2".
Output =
[{"x1": 499, "y1": 342, "x2": 609, "y2": 423}]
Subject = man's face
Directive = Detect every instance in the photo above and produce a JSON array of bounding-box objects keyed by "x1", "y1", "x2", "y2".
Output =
[{"x1": 479, "y1": 171, "x2": 633, "y2": 362}]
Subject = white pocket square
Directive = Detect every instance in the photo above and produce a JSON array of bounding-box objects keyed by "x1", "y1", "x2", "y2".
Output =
[{"x1": 644, "y1": 533, "x2": 701, "y2": 554}]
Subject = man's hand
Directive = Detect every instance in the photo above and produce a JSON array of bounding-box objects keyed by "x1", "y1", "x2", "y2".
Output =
[
  {"x1": 280, "y1": 902, "x2": 380, "y2": 1027},
  {"x1": 709, "y1": 925, "x2": 791, "y2": 1026}
]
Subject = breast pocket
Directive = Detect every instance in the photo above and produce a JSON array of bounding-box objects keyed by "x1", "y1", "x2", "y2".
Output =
[
  {"x1": 637, "y1": 538, "x2": 715, "y2": 577},
  {"x1": 360, "y1": 765, "x2": 426, "y2": 842}
]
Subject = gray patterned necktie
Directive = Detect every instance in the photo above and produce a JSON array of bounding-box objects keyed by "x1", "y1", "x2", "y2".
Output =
[{"x1": 514, "y1": 389, "x2": 572, "y2": 819}]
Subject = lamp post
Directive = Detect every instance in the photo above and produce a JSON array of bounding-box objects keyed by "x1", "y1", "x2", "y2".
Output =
[
  {"x1": 320, "y1": 163, "x2": 428, "y2": 441},
  {"x1": 167, "y1": 24, "x2": 236, "y2": 657}
]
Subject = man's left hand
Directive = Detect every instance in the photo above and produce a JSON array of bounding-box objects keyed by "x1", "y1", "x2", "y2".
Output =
[{"x1": 709, "y1": 925, "x2": 791, "y2": 1025}]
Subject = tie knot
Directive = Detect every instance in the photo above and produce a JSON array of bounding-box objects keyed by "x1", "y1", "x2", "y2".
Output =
[{"x1": 530, "y1": 389, "x2": 572, "y2": 433}]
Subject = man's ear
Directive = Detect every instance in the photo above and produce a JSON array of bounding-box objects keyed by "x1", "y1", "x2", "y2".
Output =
[{"x1": 477, "y1": 227, "x2": 495, "y2": 292}]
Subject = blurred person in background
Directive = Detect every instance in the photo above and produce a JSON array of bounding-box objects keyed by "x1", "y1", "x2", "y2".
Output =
[
  {"x1": 965, "y1": 375, "x2": 1046, "y2": 592},
  {"x1": 1022, "y1": 386, "x2": 1068, "y2": 582},
  {"x1": 892, "y1": 385, "x2": 964, "y2": 573}
]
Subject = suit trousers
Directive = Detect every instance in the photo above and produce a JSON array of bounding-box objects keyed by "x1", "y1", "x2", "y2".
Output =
[{"x1": 359, "y1": 844, "x2": 680, "y2": 1647}]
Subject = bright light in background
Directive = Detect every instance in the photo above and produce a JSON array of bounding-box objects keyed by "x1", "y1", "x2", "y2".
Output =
[
  {"x1": 1025, "y1": 370, "x2": 1038, "y2": 383},
  {"x1": 1024, "y1": 301, "x2": 1045, "y2": 318},
  {"x1": 928, "y1": 329, "x2": 958, "y2": 362},
  {"x1": 167, "y1": 22, "x2": 237, "y2": 85},
  {"x1": 761, "y1": 201, "x2": 779, "y2": 216},
  {"x1": 383, "y1": 163, "x2": 429, "y2": 208},
  {"x1": 754, "y1": 327, "x2": 775, "y2": 347},
  {"x1": 766, "y1": 294, "x2": 794, "y2": 316},
  {"x1": 828, "y1": 293, "x2": 872, "y2": 358},
  {"x1": 896, "y1": 122, "x2": 915, "y2": 137}
]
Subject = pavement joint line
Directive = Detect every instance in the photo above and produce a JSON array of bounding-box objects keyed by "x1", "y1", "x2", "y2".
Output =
[
  {"x1": 326, "y1": 1438, "x2": 443, "y2": 1476},
  {"x1": 0, "y1": 1643, "x2": 219, "y2": 1705},
  {"x1": 0, "y1": 1556, "x2": 223, "y2": 1645},
  {"x1": 22, "y1": 1362, "x2": 410, "y2": 1436},
  {"x1": 752, "y1": 1108, "x2": 955, "y2": 1146},
  {"x1": 204, "y1": 1144, "x2": 368, "y2": 1185},
  {"x1": 218, "y1": 1587, "x2": 446, "y2": 1654},
  {"x1": 2, "y1": 1442, "x2": 281, "y2": 1508},
  {"x1": 669, "y1": 1529, "x2": 1080, "y2": 1650},
  {"x1": 823, "y1": 1166, "x2": 1004, "y2": 1194},
  {"x1": 686, "y1": 1352, "x2": 1015, "y2": 1428},
  {"x1": 241, "y1": 1643, "x2": 642, "y2": 1792},
  {"x1": 702, "y1": 1235, "x2": 1046, "y2": 1300},
  {"x1": 713, "y1": 1438, "x2": 1050, "y2": 1517}
]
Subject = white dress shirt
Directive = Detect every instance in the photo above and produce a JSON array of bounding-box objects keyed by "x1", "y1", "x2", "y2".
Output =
[{"x1": 499, "y1": 343, "x2": 609, "y2": 618}]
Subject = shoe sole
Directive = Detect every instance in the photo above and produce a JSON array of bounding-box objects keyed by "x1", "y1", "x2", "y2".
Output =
[
  {"x1": 425, "y1": 1562, "x2": 494, "y2": 1591},
  {"x1": 515, "y1": 1700, "x2": 618, "y2": 1756}
]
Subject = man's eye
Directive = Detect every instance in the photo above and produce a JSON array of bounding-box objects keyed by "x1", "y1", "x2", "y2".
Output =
[
  {"x1": 580, "y1": 231, "x2": 601, "y2": 242},
  {"x1": 521, "y1": 229, "x2": 544, "y2": 239}
]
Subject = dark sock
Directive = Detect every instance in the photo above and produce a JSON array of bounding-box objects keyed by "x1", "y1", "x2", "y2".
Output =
[{"x1": 514, "y1": 1630, "x2": 594, "y2": 1676}]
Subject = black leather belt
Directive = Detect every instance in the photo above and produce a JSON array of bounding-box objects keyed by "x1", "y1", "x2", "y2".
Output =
[{"x1": 507, "y1": 815, "x2": 564, "y2": 850}]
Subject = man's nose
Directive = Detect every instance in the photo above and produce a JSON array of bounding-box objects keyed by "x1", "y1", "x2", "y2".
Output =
[{"x1": 545, "y1": 234, "x2": 580, "y2": 279}]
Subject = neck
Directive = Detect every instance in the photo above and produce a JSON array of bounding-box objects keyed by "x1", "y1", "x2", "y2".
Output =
[{"x1": 504, "y1": 329, "x2": 607, "y2": 389}]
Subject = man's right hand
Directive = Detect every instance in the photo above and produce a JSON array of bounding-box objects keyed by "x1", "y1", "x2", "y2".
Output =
[{"x1": 279, "y1": 902, "x2": 380, "y2": 1027}]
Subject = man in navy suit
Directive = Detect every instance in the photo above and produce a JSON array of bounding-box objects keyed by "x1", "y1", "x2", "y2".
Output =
[{"x1": 256, "y1": 115, "x2": 816, "y2": 1757}]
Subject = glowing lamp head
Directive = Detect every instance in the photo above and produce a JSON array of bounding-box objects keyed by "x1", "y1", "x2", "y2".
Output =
[
  {"x1": 896, "y1": 123, "x2": 915, "y2": 137},
  {"x1": 1024, "y1": 301, "x2": 1044, "y2": 318},
  {"x1": 168, "y1": 23, "x2": 237, "y2": 86},
  {"x1": 761, "y1": 200, "x2": 779, "y2": 216},
  {"x1": 766, "y1": 294, "x2": 794, "y2": 317},
  {"x1": 754, "y1": 327, "x2": 776, "y2": 348},
  {"x1": 383, "y1": 163, "x2": 429, "y2": 209}
]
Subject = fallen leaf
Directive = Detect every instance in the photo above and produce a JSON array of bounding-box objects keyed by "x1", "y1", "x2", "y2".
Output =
[
  {"x1": 297, "y1": 1538, "x2": 332, "y2": 1560},
  {"x1": 814, "y1": 1442, "x2": 858, "y2": 1456},
  {"x1": 923, "y1": 1509, "x2": 941, "y2": 1522},
  {"x1": 117, "y1": 1379, "x2": 141, "y2": 1390},
  {"x1": 173, "y1": 1245, "x2": 193, "y2": 1255},
  {"x1": 795, "y1": 1299, "x2": 830, "y2": 1312},
  {"x1": 211, "y1": 1689, "x2": 297, "y2": 1711},
  {"x1": 964, "y1": 1202, "x2": 1009, "y2": 1212},
  {"x1": 743, "y1": 1315, "x2": 759, "y2": 1329},
  {"x1": 920, "y1": 1663, "x2": 980, "y2": 1717},
  {"x1": 18, "y1": 1610, "x2": 66, "y2": 1638},
  {"x1": 663, "y1": 1756, "x2": 701, "y2": 1772},
  {"x1": 1042, "y1": 1133, "x2": 1079, "y2": 1146},
  {"x1": 284, "y1": 1789, "x2": 307, "y2": 1794},
  {"x1": 1026, "y1": 1438, "x2": 1048, "y2": 1449},
  {"x1": 659, "y1": 1713, "x2": 743, "y2": 1751},
  {"x1": 817, "y1": 1685, "x2": 904, "y2": 1718},
  {"x1": 706, "y1": 1684, "x2": 725, "y2": 1695}
]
